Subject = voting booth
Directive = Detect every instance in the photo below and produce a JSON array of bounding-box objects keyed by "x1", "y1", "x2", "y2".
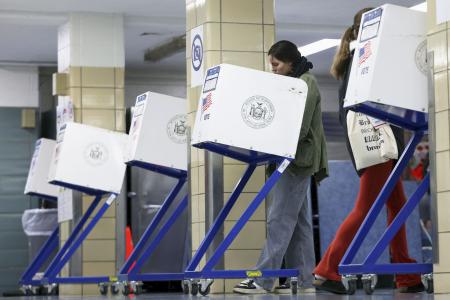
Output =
[
  {"x1": 339, "y1": 5, "x2": 432, "y2": 295},
  {"x1": 48, "y1": 122, "x2": 128, "y2": 195},
  {"x1": 42, "y1": 123, "x2": 128, "y2": 293},
  {"x1": 118, "y1": 92, "x2": 188, "y2": 295},
  {"x1": 344, "y1": 4, "x2": 427, "y2": 128},
  {"x1": 185, "y1": 64, "x2": 308, "y2": 296},
  {"x1": 191, "y1": 64, "x2": 307, "y2": 160},
  {"x1": 125, "y1": 91, "x2": 187, "y2": 173},
  {"x1": 24, "y1": 138, "x2": 59, "y2": 200}
]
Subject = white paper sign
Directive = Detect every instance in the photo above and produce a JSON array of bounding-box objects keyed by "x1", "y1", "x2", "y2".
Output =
[
  {"x1": 57, "y1": 188, "x2": 73, "y2": 222},
  {"x1": 56, "y1": 97, "x2": 74, "y2": 135},
  {"x1": 436, "y1": 0, "x2": 450, "y2": 24},
  {"x1": 190, "y1": 25, "x2": 204, "y2": 87}
]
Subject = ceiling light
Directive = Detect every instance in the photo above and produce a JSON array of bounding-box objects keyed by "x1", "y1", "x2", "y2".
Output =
[
  {"x1": 410, "y1": 2, "x2": 427, "y2": 12},
  {"x1": 144, "y1": 35, "x2": 186, "y2": 62},
  {"x1": 298, "y1": 39, "x2": 341, "y2": 57}
]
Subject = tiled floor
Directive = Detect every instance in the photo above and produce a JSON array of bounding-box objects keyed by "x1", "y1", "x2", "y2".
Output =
[{"x1": 1, "y1": 290, "x2": 445, "y2": 300}]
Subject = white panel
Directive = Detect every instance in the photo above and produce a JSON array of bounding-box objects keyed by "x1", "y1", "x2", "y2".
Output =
[
  {"x1": 24, "y1": 138, "x2": 59, "y2": 198},
  {"x1": 69, "y1": 13, "x2": 124, "y2": 68},
  {"x1": 191, "y1": 64, "x2": 308, "y2": 158},
  {"x1": 0, "y1": 66, "x2": 38, "y2": 107},
  {"x1": 344, "y1": 5, "x2": 427, "y2": 113},
  {"x1": 126, "y1": 92, "x2": 187, "y2": 171},
  {"x1": 436, "y1": 0, "x2": 450, "y2": 24},
  {"x1": 48, "y1": 123, "x2": 128, "y2": 194}
]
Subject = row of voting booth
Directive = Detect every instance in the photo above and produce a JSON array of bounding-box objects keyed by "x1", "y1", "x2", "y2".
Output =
[{"x1": 20, "y1": 3, "x2": 432, "y2": 296}]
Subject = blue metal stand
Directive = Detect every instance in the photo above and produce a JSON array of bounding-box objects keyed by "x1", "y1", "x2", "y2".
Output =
[
  {"x1": 41, "y1": 193, "x2": 117, "y2": 287},
  {"x1": 185, "y1": 142, "x2": 298, "y2": 295},
  {"x1": 19, "y1": 197, "x2": 59, "y2": 294},
  {"x1": 19, "y1": 227, "x2": 59, "y2": 287},
  {"x1": 338, "y1": 102, "x2": 432, "y2": 293},
  {"x1": 118, "y1": 170, "x2": 188, "y2": 283}
]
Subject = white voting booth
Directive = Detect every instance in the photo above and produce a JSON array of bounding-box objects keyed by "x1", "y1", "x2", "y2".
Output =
[
  {"x1": 125, "y1": 91, "x2": 187, "y2": 172},
  {"x1": 48, "y1": 122, "x2": 128, "y2": 195},
  {"x1": 185, "y1": 64, "x2": 309, "y2": 294},
  {"x1": 191, "y1": 63, "x2": 308, "y2": 159},
  {"x1": 344, "y1": 4, "x2": 427, "y2": 113},
  {"x1": 337, "y1": 6, "x2": 433, "y2": 293},
  {"x1": 24, "y1": 138, "x2": 59, "y2": 199}
]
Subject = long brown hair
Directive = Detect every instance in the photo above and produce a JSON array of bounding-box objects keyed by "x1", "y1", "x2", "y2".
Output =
[{"x1": 330, "y1": 7, "x2": 374, "y2": 80}]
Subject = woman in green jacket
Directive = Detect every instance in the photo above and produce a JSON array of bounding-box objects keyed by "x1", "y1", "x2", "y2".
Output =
[{"x1": 233, "y1": 40, "x2": 328, "y2": 295}]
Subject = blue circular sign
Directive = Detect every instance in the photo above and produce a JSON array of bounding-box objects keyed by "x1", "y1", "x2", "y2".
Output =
[{"x1": 191, "y1": 34, "x2": 203, "y2": 71}]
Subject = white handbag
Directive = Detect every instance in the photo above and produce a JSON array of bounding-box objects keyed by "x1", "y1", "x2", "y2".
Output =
[{"x1": 347, "y1": 111, "x2": 398, "y2": 170}]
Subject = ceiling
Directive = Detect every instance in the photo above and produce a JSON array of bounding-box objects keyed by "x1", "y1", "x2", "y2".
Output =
[{"x1": 0, "y1": 0, "x2": 422, "y2": 76}]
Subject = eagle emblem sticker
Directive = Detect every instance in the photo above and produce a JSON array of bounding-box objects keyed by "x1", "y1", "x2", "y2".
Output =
[
  {"x1": 167, "y1": 114, "x2": 187, "y2": 144},
  {"x1": 241, "y1": 95, "x2": 275, "y2": 129},
  {"x1": 415, "y1": 40, "x2": 427, "y2": 75},
  {"x1": 84, "y1": 143, "x2": 109, "y2": 166}
]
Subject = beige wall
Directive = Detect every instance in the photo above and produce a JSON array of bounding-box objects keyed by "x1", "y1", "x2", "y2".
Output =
[
  {"x1": 427, "y1": 0, "x2": 450, "y2": 294},
  {"x1": 186, "y1": 0, "x2": 274, "y2": 293}
]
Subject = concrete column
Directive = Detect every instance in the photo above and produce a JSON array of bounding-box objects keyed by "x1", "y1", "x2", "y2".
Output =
[
  {"x1": 55, "y1": 13, "x2": 125, "y2": 296},
  {"x1": 186, "y1": 0, "x2": 274, "y2": 293},
  {"x1": 427, "y1": 0, "x2": 450, "y2": 294}
]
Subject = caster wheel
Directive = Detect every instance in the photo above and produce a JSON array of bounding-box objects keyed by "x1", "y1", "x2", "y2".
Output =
[
  {"x1": 98, "y1": 283, "x2": 108, "y2": 296},
  {"x1": 291, "y1": 280, "x2": 298, "y2": 295},
  {"x1": 347, "y1": 280, "x2": 357, "y2": 295},
  {"x1": 122, "y1": 285, "x2": 131, "y2": 296},
  {"x1": 362, "y1": 274, "x2": 377, "y2": 295},
  {"x1": 43, "y1": 284, "x2": 58, "y2": 296},
  {"x1": 22, "y1": 286, "x2": 33, "y2": 296},
  {"x1": 182, "y1": 280, "x2": 190, "y2": 294},
  {"x1": 135, "y1": 284, "x2": 143, "y2": 295},
  {"x1": 110, "y1": 283, "x2": 120, "y2": 295},
  {"x1": 363, "y1": 280, "x2": 374, "y2": 295},
  {"x1": 199, "y1": 284, "x2": 210, "y2": 296},
  {"x1": 191, "y1": 282, "x2": 199, "y2": 296},
  {"x1": 422, "y1": 274, "x2": 434, "y2": 294}
]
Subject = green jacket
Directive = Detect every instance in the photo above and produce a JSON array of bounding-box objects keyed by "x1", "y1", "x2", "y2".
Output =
[{"x1": 287, "y1": 72, "x2": 329, "y2": 183}]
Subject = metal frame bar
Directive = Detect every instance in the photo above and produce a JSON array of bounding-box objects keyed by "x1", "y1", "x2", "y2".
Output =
[
  {"x1": 42, "y1": 193, "x2": 117, "y2": 284},
  {"x1": 117, "y1": 169, "x2": 189, "y2": 283},
  {"x1": 339, "y1": 105, "x2": 432, "y2": 276},
  {"x1": 19, "y1": 227, "x2": 59, "y2": 285},
  {"x1": 186, "y1": 157, "x2": 298, "y2": 280}
]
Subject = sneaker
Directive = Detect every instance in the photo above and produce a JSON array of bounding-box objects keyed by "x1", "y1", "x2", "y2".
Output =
[
  {"x1": 397, "y1": 282, "x2": 425, "y2": 293},
  {"x1": 274, "y1": 283, "x2": 316, "y2": 294},
  {"x1": 273, "y1": 283, "x2": 290, "y2": 294},
  {"x1": 313, "y1": 278, "x2": 347, "y2": 294},
  {"x1": 233, "y1": 279, "x2": 267, "y2": 294}
]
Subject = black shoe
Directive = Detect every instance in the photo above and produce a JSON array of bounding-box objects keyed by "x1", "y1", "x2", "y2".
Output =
[
  {"x1": 313, "y1": 278, "x2": 348, "y2": 294},
  {"x1": 398, "y1": 282, "x2": 425, "y2": 293}
]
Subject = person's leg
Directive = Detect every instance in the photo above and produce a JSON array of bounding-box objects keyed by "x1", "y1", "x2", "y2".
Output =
[
  {"x1": 313, "y1": 162, "x2": 393, "y2": 281},
  {"x1": 252, "y1": 172, "x2": 310, "y2": 291},
  {"x1": 284, "y1": 185, "x2": 315, "y2": 289},
  {"x1": 386, "y1": 180, "x2": 422, "y2": 288}
]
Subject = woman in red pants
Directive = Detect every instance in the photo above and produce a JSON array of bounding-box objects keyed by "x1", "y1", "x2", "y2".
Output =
[{"x1": 312, "y1": 8, "x2": 424, "y2": 294}]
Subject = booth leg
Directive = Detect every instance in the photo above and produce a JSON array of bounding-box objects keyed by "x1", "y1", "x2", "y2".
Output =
[
  {"x1": 340, "y1": 132, "x2": 424, "y2": 266},
  {"x1": 202, "y1": 160, "x2": 290, "y2": 272},
  {"x1": 20, "y1": 227, "x2": 59, "y2": 288},
  {"x1": 43, "y1": 195, "x2": 102, "y2": 279},
  {"x1": 119, "y1": 178, "x2": 186, "y2": 275},
  {"x1": 45, "y1": 194, "x2": 116, "y2": 280},
  {"x1": 186, "y1": 164, "x2": 256, "y2": 272},
  {"x1": 128, "y1": 195, "x2": 188, "y2": 275}
]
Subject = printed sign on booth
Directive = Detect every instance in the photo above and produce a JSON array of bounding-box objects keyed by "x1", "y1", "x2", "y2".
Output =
[{"x1": 190, "y1": 25, "x2": 204, "y2": 87}]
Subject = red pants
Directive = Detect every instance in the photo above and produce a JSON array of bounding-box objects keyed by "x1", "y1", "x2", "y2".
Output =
[{"x1": 313, "y1": 161, "x2": 421, "y2": 288}]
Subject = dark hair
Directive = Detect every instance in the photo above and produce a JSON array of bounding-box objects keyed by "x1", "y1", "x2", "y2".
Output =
[
  {"x1": 330, "y1": 7, "x2": 374, "y2": 79},
  {"x1": 268, "y1": 40, "x2": 302, "y2": 64},
  {"x1": 268, "y1": 40, "x2": 313, "y2": 77}
]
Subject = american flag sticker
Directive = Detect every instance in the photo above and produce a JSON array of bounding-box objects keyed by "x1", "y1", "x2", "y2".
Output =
[
  {"x1": 202, "y1": 93, "x2": 212, "y2": 113},
  {"x1": 359, "y1": 41, "x2": 372, "y2": 65}
]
